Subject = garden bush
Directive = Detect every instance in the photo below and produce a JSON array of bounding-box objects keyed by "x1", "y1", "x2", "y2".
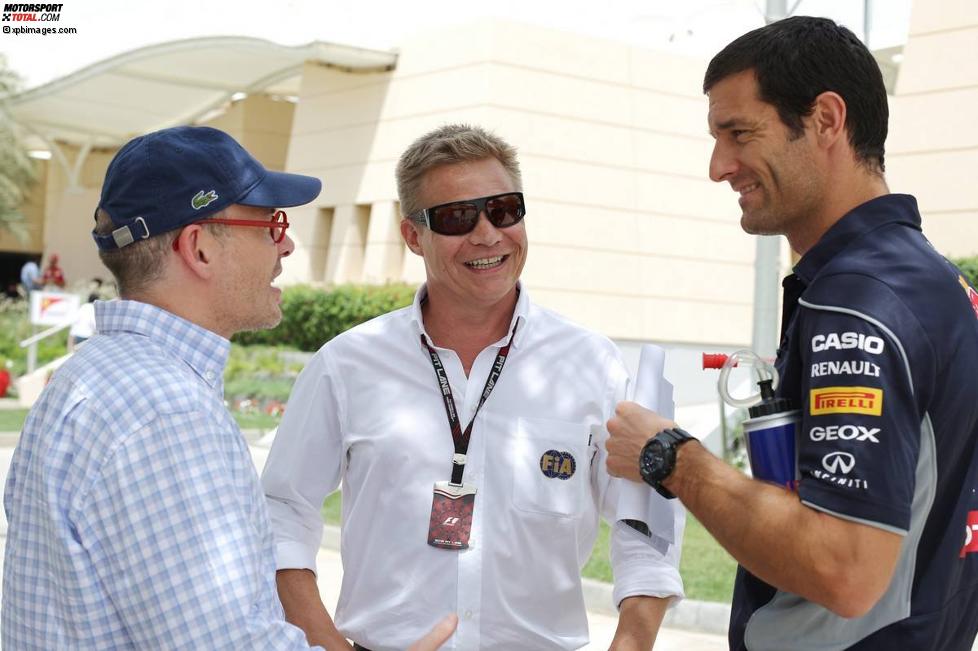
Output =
[
  {"x1": 952, "y1": 255, "x2": 978, "y2": 289},
  {"x1": 233, "y1": 283, "x2": 417, "y2": 352},
  {"x1": 0, "y1": 297, "x2": 68, "y2": 377}
]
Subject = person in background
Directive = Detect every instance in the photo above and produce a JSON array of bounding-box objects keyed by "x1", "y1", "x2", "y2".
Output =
[
  {"x1": 19, "y1": 258, "x2": 40, "y2": 297},
  {"x1": 68, "y1": 292, "x2": 97, "y2": 351},
  {"x1": 39, "y1": 253, "x2": 65, "y2": 289}
]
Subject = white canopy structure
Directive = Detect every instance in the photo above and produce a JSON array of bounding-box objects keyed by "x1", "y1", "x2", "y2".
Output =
[{"x1": 9, "y1": 36, "x2": 396, "y2": 185}]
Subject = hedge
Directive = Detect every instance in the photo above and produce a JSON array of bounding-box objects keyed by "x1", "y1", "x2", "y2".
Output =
[
  {"x1": 952, "y1": 256, "x2": 978, "y2": 289},
  {"x1": 233, "y1": 283, "x2": 417, "y2": 351}
]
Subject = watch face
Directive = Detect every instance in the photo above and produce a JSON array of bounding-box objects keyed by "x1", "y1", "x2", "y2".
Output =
[
  {"x1": 649, "y1": 443, "x2": 666, "y2": 466},
  {"x1": 645, "y1": 440, "x2": 677, "y2": 480}
]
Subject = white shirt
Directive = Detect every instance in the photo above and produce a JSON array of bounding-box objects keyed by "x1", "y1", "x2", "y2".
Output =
[
  {"x1": 262, "y1": 285, "x2": 684, "y2": 651},
  {"x1": 69, "y1": 302, "x2": 97, "y2": 339}
]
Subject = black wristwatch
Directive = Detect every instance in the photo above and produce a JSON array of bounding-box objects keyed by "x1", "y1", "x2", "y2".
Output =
[{"x1": 639, "y1": 428, "x2": 694, "y2": 499}]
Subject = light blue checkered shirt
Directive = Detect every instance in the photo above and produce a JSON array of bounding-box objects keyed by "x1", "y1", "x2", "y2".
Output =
[{"x1": 3, "y1": 300, "x2": 318, "y2": 649}]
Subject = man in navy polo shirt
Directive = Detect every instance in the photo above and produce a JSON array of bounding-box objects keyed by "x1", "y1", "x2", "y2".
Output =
[{"x1": 605, "y1": 16, "x2": 978, "y2": 651}]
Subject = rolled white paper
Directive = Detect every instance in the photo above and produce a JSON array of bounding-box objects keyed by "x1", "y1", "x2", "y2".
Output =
[{"x1": 616, "y1": 344, "x2": 679, "y2": 547}]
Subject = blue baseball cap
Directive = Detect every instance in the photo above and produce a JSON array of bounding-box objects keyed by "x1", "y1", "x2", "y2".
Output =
[{"x1": 93, "y1": 126, "x2": 322, "y2": 250}]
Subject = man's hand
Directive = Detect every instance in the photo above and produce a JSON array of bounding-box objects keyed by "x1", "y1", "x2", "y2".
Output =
[
  {"x1": 407, "y1": 614, "x2": 458, "y2": 651},
  {"x1": 606, "y1": 402, "x2": 676, "y2": 483}
]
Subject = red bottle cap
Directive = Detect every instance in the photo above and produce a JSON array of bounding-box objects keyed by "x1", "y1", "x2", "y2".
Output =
[{"x1": 702, "y1": 353, "x2": 738, "y2": 369}]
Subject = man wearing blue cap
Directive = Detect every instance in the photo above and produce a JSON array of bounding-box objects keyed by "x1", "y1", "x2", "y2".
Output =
[{"x1": 1, "y1": 126, "x2": 456, "y2": 650}]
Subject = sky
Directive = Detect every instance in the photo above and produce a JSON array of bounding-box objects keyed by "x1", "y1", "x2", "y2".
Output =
[{"x1": 2, "y1": 0, "x2": 914, "y2": 91}]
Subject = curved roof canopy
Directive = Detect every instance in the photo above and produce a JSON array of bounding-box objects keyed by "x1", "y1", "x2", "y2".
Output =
[{"x1": 10, "y1": 36, "x2": 396, "y2": 149}]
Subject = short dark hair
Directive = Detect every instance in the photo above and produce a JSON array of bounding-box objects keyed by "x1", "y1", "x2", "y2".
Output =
[
  {"x1": 94, "y1": 209, "x2": 228, "y2": 297},
  {"x1": 703, "y1": 16, "x2": 888, "y2": 172}
]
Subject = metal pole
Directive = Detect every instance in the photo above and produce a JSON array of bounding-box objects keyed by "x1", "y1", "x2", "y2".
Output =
[
  {"x1": 751, "y1": 236, "x2": 781, "y2": 359},
  {"x1": 864, "y1": 0, "x2": 873, "y2": 48},
  {"x1": 719, "y1": 396, "x2": 729, "y2": 461},
  {"x1": 27, "y1": 341, "x2": 37, "y2": 375},
  {"x1": 749, "y1": 0, "x2": 790, "y2": 360},
  {"x1": 765, "y1": 0, "x2": 787, "y2": 23}
]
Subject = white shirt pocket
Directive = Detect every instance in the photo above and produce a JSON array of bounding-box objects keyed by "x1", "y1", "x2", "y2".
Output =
[{"x1": 511, "y1": 417, "x2": 591, "y2": 518}]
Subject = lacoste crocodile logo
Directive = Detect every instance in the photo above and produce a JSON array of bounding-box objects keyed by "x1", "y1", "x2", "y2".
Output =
[{"x1": 191, "y1": 190, "x2": 219, "y2": 210}]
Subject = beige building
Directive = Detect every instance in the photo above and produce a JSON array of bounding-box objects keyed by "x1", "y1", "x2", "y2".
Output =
[
  {"x1": 5, "y1": 1, "x2": 976, "y2": 368},
  {"x1": 886, "y1": 0, "x2": 978, "y2": 257}
]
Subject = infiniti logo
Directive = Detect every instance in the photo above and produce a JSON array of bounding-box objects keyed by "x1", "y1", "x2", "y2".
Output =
[{"x1": 822, "y1": 451, "x2": 856, "y2": 475}]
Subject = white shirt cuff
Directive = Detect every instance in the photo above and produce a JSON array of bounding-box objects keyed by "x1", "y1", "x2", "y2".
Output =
[{"x1": 274, "y1": 539, "x2": 320, "y2": 575}]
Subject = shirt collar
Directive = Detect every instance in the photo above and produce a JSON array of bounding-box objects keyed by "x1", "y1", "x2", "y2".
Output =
[
  {"x1": 793, "y1": 193, "x2": 921, "y2": 285},
  {"x1": 94, "y1": 299, "x2": 230, "y2": 389},
  {"x1": 409, "y1": 281, "x2": 531, "y2": 349}
]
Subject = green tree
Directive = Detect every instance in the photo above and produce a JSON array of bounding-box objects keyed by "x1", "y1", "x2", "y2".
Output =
[{"x1": 0, "y1": 55, "x2": 36, "y2": 240}]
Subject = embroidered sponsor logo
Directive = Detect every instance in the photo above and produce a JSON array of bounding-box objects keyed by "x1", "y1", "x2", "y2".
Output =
[
  {"x1": 810, "y1": 360, "x2": 881, "y2": 378},
  {"x1": 809, "y1": 425, "x2": 880, "y2": 443},
  {"x1": 822, "y1": 451, "x2": 856, "y2": 474},
  {"x1": 961, "y1": 510, "x2": 978, "y2": 558},
  {"x1": 810, "y1": 468, "x2": 869, "y2": 490},
  {"x1": 810, "y1": 386, "x2": 883, "y2": 416},
  {"x1": 811, "y1": 332, "x2": 885, "y2": 354},
  {"x1": 959, "y1": 276, "x2": 978, "y2": 321},
  {"x1": 191, "y1": 189, "x2": 219, "y2": 210},
  {"x1": 540, "y1": 449, "x2": 576, "y2": 480}
]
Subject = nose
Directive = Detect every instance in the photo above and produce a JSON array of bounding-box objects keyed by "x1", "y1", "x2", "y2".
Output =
[
  {"x1": 709, "y1": 139, "x2": 738, "y2": 183},
  {"x1": 278, "y1": 232, "x2": 295, "y2": 258},
  {"x1": 467, "y1": 211, "x2": 502, "y2": 246}
]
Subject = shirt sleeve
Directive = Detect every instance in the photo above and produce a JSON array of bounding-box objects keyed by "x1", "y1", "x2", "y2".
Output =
[
  {"x1": 262, "y1": 350, "x2": 348, "y2": 572},
  {"x1": 591, "y1": 350, "x2": 685, "y2": 607},
  {"x1": 76, "y1": 411, "x2": 320, "y2": 650},
  {"x1": 796, "y1": 306, "x2": 919, "y2": 533}
]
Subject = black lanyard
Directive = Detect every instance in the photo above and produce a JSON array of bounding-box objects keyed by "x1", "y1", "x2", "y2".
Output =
[{"x1": 421, "y1": 323, "x2": 518, "y2": 485}]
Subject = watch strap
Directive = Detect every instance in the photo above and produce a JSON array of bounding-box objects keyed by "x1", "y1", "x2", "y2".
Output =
[{"x1": 640, "y1": 427, "x2": 694, "y2": 499}]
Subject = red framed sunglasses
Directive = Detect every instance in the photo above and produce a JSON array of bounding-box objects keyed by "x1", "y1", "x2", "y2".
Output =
[
  {"x1": 410, "y1": 192, "x2": 525, "y2": 236},
  {"x1": 173, "y1": 210, "x2": 289, "y2": 250}
]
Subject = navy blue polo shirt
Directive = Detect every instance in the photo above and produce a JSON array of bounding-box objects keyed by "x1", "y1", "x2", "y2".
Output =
[{"x1": 729, "y1": 194, "x2": 978, "y2": 651}]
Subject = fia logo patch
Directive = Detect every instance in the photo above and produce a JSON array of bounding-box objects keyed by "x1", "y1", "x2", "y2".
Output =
[
  {"x1": 540, "y1": 449, "x2": 576, "y2": 480},
  {"x1": 191, "y1": 190, "x2": 219, "y2": 210}
]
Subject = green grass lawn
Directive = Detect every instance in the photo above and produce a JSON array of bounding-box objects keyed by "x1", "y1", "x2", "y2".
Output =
[
  {"x1": 320, "y1": 493, "x2": 736, "y2": 603},
  {"x1": 0, "y1": 409, "x2": 29, "y2": 432},
  {"x1": 232, "y1": 411, "x2": 281, "y2": 431}
]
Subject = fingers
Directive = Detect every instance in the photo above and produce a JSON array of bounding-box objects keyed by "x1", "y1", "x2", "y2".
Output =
[
  {"x1": 407, "y1": 614, "x2": 459, "y2": 651},
  {"x1": 608, "y1": 402, "x2": 676, "y2": 437},
  {"x1": 606, "y1": 402, "x2": 678, "y2": 483}
]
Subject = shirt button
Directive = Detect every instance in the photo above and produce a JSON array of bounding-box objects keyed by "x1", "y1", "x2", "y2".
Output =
[{"x1": 463, "y1": 610, "x2": 473, "y2": 620}]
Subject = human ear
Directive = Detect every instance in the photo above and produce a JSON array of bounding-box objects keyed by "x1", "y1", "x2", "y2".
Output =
[
  {"x1": 809, "y1": 91, "x2": 847, "y2": 150},
  {"x1": 400, "y1": 219, "x2": 425, "y2": 256}
]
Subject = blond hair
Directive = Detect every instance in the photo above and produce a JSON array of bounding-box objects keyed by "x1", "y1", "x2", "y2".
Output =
[{"x1": 395, "y1": 124, "x2": 522, "y2": 218}]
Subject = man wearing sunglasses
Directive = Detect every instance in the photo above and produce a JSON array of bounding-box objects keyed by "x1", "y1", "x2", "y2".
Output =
[
  {"x1": 263, "y1": 124, "x2": 683, "y2": 650},
  {"x1": 2, "y1": 126, "x2": 456, "y2": 651}
]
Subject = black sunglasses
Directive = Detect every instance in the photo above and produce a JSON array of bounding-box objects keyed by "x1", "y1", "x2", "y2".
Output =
[{"x1": 411, "y1": 192, "x2": 526, "y2": 236}]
